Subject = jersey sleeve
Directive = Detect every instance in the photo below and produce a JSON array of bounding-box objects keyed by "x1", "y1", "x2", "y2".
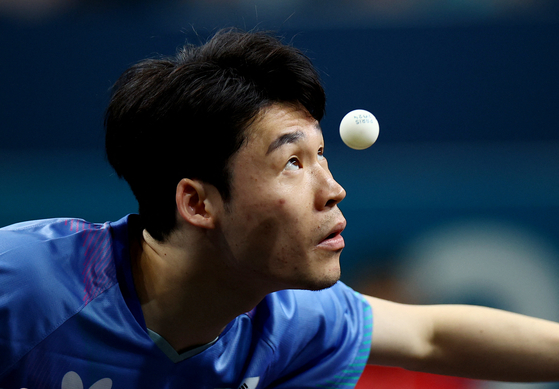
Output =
[
  {"x1": 0, "y1": 219, "x2": 77, "y2": 376},
  {"x1": 261, "y1": 282, "x2": 373, "y2": 389},
  {"x1": 0, "y1": 218, "x2": 118, "y2": 380}
]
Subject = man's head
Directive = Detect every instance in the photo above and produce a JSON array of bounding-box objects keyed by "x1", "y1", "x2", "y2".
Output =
[{"x1": 105, "y1": 28, "x2": 326, "y2": 241}]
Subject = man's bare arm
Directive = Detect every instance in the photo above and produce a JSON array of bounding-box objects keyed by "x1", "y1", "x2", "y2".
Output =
[{"x1": 365, "y1": 295, "x2": 559, "y2": 382}]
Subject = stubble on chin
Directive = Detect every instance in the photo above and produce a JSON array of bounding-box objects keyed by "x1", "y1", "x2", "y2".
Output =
[{"x1": 294, "y1": 264, "x2": 342, "y2": 292}]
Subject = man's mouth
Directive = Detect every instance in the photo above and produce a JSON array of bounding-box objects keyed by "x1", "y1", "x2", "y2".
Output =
[{"x1": 318, "y1": 221, "x2": 346, "y2": 251}]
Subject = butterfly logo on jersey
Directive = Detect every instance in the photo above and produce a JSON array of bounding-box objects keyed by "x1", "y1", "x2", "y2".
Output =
[
  {"x1": 238, "y1": 377, "x2": 260, "y2": 389},
  {"x1": 215, "y1": 376, "x2": 260, "y2": 389},
  {"x1": 61, "y1": 371, "x2": 113, "y2": 389}
]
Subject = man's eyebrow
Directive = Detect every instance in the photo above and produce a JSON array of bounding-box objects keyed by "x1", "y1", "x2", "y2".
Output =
[
  {"x1": 265, "y1": 124, "x2": 322, "y2": 155},
  {"x1": 266, "y1": 130, "x2": 305, "y2": 155}
]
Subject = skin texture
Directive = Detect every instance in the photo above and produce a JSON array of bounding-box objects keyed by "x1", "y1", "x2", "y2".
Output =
[
  {"x1": 214, "y1": 102, "x2": 347, "y2": 293},
  {"x1": 366, "y1": 295, "x2": 559, "y2": 382}
]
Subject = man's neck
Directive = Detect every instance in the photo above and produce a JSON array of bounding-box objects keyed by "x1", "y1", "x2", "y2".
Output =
[{"x1": 130, "y1": 229, "x2": 266, "y2": 353}]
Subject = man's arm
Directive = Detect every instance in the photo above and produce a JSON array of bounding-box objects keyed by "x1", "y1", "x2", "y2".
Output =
[{"x1": 365, "y1": 295, "x2": 559, "y2": 382}]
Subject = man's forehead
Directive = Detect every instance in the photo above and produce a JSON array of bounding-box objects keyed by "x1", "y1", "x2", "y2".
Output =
[{"x1": 249, "y1": 104, "x2": 320, "y2": 136}]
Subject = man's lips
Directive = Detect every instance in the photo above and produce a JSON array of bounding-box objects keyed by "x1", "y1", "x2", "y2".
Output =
[{"x1": 318, "y1": 221, "x2": 346, "y2": 251}]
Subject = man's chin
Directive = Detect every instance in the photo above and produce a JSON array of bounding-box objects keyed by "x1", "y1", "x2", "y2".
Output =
[{"x1": 296, "y1": 271, "x2": 341, "y2": 292}]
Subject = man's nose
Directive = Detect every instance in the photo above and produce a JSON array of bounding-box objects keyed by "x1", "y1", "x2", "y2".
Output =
[{"x1": 316, "y1": 169, "x2": 346, "y2": 210}]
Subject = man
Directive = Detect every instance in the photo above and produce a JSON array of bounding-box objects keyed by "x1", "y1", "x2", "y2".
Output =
[{"x1": 1, "y1": 28, "x2": 558, "y2": 389}]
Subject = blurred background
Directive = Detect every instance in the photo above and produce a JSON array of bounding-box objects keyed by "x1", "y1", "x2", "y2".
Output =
[{"x1": 1, "y1": 1, "x2": 558, "y2": 387}]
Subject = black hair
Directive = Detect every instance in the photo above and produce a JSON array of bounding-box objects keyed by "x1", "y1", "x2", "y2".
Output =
[{"x1": 105, "y1": 28, "x2": 326, "y2": 241}]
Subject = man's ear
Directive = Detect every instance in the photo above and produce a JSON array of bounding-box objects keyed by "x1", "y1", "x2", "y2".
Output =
[{"x1": 176, "y1": 178, "x2": 220, "y2": 229}]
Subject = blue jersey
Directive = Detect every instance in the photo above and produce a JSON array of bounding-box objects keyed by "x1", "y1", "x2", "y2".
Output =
[{"x1": 0, "y1": 216, "x2": 372, "y2": 389}]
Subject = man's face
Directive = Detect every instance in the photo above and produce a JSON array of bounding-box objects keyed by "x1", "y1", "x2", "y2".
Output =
[{"x1": 215, "y1": 102, "x2": 347, "y2": 292}]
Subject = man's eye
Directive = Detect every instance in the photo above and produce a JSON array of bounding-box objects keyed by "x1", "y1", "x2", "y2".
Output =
[{"x1": 285, "y1": 157, "x2": 301, "y2": 171}]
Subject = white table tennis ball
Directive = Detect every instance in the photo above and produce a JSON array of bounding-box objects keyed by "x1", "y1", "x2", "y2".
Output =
[{"x1": 339, "y1": 109, "x2": 379, "y2": 150}]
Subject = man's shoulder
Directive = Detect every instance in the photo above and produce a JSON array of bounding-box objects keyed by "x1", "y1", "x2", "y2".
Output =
[
  {"x1": 0, "y1": 215, "x2": 131, "y2": 256},
  {"x1": 250, "y1": 283, "x2": 368, "y2": 343},
  {"x1": 0, "y1": 216, "x2": 133, "y2": 377},
  {"x1": 231, "y1": 283, "x2": 371, "y2": 385},
  {"x1": 0, "y1": 216, "x2": 130, "y2": 307},
  {"x1": 0, "y1": 218, "x2": 99, "y2": 253}
]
